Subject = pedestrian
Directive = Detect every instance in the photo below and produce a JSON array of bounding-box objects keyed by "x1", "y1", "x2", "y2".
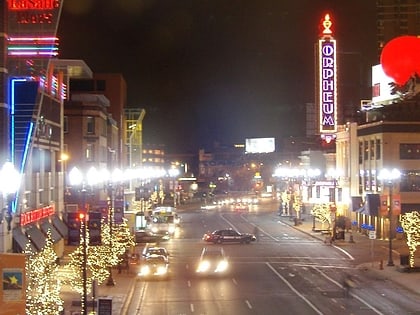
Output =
[
  {"x1": 342, "y1": 274, "x2": 355, "y2": 298},
  {"x1": 253, "y1": 226, "x2": 260, "y2": 242}
]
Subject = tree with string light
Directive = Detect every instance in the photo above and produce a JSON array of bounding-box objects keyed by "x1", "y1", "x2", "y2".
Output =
[
  {"x1": 400, "y1": 211, "x2": 420, "y2": 268},
  {"x1": 311, "y1": 203, "x2": 333, "y2": 229},
  {"x1": 63, "y1": 217, "x2": 135, "y2": 294},
  {"x1": 25, "y1": 231, "x2": 63, "y2": 315}
]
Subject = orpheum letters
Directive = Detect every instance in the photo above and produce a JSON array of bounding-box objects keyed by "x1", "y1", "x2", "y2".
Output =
[{"x1": 319, "y1": 39, "x2": 337, "y2": 133}]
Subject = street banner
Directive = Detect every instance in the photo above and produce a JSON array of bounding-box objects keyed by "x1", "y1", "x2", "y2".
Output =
[
  {"x1": 0, "y1": 253, "x2": 26, "y2": 315},
  {"x1": 380, "y1": 195, "x2": 388, "y2": 216},
  {"x1": 392, "y1": 194, "x2": 401, "y2": 216}
]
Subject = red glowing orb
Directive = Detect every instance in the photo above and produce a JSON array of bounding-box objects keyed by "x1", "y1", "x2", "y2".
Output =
[{"x1": 380, "y1": 36, "x2": 420, "y2": 85}]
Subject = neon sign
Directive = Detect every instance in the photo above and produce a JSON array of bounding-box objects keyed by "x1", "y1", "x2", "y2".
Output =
[
  {"x1": 318, "y1": 13, "x2": 337, "y2": 134},
  {"x1": 8, "y1": 0, "x2": 60, "y2": 10},
  {"x1": 8, "y1": 0, "x2": 61, "y2": 24}
]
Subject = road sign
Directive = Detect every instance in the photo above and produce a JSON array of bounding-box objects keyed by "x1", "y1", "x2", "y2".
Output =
[{"x1": 369, "y1": 230, "x2": 376, "y2": 239}]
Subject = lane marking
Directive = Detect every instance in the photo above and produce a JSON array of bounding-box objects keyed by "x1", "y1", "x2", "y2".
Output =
[
  {"x1": 314, "y1": 266, "x2": 385, "y2": 315},
  {"x1": 245, "y1": 299, "x2": 253, "y2": 309},
  {"x1": 266, "y1": 262, "x2": 323, "y2": 315}
]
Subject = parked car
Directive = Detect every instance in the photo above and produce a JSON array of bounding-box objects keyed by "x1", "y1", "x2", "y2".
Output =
[
  {"x1": 138, "y1": 254, "x2": 169, "y2": 278},
  {"x1": 196, "y1": 247, "x2": 229, "y2": 275},
  {"x1": 203, "y1": 228, "x2": 256, "y2": 244}
]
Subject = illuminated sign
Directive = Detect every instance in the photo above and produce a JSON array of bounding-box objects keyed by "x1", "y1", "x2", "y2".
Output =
[
  {"x1": 8, "y1": 0, "x2": 60, "y2": 10},
  {"x1": 20, "y1": 205, "x2": 55, "y2": 226},
  {"x1": 318, "y1": 13, "x2": 337, "y2": 134},
  {"x1": 8, "y1": 0, "x2": 62, "y2": 25}
]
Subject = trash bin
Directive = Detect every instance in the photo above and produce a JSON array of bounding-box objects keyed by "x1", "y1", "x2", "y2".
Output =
[
  {"x1": 400, "y1": 254, "x2": 409, "y2": 266},
  {"x1": 335, "y1": 230, "x2": 345, "y2": 240}
]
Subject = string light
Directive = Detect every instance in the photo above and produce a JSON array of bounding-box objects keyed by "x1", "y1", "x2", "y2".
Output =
[
  {"x1": 400, "y1": 211, "x2": 420, "y2": 268},
  {"x1": 311, "y1": 203, "x2": 333, "y2": 227},
  {"x1": 63, "y1": 217, "x2": 135, "y2": 294},
  {"x1": 25, "y1": 230, "x2": 63, "y2": 315}
]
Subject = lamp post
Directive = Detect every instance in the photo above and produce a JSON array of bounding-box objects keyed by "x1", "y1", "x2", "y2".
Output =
[
  {"x1": 102, "y1": 168, "x2": 124, "y2": 287},
  {"x1": 68, "y1": 166, "x2": 93, "y2": 315},
  {"x1": 378, "y1": 168, "x2": 401, "y2": 267},
  {"x1": 168, "y1": 168, "x2": 180, "y2": 207}
]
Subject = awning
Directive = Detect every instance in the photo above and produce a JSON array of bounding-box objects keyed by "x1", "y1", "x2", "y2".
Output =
[
  {"x1": 25, "y1": 225, "x2": 46, "y2": 250},
  {"x1": 356, "y1": 206, "x2": 369, "y2": 215},
  {"x1": 40, "y1": 220, "x2": 62, "y2": 243},
  {"x1": 52, "y1": 215, "x2": 68, "y2": 238},
  {"x1": 12, "y1": 228, "x2": 37, "y2": 253}
]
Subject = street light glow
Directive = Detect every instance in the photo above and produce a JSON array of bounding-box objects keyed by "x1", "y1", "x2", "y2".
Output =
[
  {"x1": 378, "y1": 168, "x2": 401, "y2": 182},
  {"x1": 0, "y1": 162, "x2": 21, "y2": 195}
]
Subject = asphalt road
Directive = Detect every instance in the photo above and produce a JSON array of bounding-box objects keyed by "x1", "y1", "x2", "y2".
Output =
[{"x1": 126, "y1": 202, "x2": 420, "y2": 315}]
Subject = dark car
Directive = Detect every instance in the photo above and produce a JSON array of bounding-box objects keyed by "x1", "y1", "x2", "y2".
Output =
[
  {"x1": 135, "y1": 230, "x2": 161, "y2": 243},
  {"x1": 203, "y1": 228, "x2": 256, "y2": 244}
]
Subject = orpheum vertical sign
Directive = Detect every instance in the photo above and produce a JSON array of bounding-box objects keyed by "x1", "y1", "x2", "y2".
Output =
[{"x1": 318, "y1": 14, "x2": 337, "y2": 138}]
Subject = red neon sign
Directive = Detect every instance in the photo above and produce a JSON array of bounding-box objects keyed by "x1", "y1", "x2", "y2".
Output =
[
  {"x1": 8, "y1": 0, "x2": 60, "y2": 10},
  {"x1": 20, "y1": 205, "x2": 55, "y2": 226}
]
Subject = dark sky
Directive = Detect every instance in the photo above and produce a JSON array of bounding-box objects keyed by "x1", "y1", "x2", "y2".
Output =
[{"x1": 57, "y1": 0, "x2": 377, "y2": 154}]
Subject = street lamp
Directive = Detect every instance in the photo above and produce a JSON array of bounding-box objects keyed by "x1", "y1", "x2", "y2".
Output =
[
  {"x1": 168, "y1": 168, "x2": 180, "y2": 207},
  {"x1": 102, "y1": 168, "x2": 124, "y2": 286},
  {"x1": 378, "y1": 168, "x2": 401, "y2": 267},
  {"x1": 68, "y1": 166, "x2": 91, "y2": 315},
  {"x1": 0, "y1": 162, "x2": 21, "y2": 234}
]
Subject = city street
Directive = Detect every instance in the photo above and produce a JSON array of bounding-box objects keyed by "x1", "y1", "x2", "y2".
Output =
[{"x1": 120, "y1": 201, "x2": 420, "y2": 315}]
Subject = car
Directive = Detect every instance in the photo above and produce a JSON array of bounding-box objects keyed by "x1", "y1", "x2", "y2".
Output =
[
  {"x1": 134, "y1": 230, "x2": 161, "y2": 243},
  {"x1": 233, "y1": 203, "x2": 249, "y2": 212},
  {"x1": 196, "y1": 247, "x2": 229, "y2": 275},
  {"x1": 138, "y1": 254, "x2": 169, "y2": 278},
  {"x1": 142, "y1": 246, "x2": 169, "y2": 263},
  {"x1": 203, "y1": 228, "x2": 256, "y2": 244}
]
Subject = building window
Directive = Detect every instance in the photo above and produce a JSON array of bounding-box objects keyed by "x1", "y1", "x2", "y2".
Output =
[
  {"x1": 64, "y1": 116, "x2": 68, "y2": 133},
  {"x1": 400, "y1": 170, "x2": 420, "y2": 192},
  {"x1": 376, "y1": 139, "x2": 381, "y2": 160},
  {"x1": 86, "y1": 144, "x2": 95, "y2": 161},
  {"x1": 96, "y1": 80, "x2": 106, "y2": 91},
  {"x1": 370, "y1": 140, "x2": 375, "y2": 160},
  {"x1": 87, "y1": 116, "x2": 95, "y2": 134},
  {"x1": 359, "y1": 141, "x2": 363, "y2": 164},
  {"x1": 400, "y1": 143, "x2": 420, "y2": 159},
  {"x1": 364, "y1": 141, "x2": 369, "y2": 161}
]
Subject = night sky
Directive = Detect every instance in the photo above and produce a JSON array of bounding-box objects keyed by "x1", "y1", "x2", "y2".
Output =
[{"x1": 57, "y1": 0, "x2": 377, "y2": 154}]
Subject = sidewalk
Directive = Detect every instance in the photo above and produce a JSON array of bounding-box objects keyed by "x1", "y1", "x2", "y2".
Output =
[
  {"x1": 59, "y1": 257, "x2": 137, "y2": 315},
  {"x1": 282, "y1": 213, "x2": 420, "y2": 295}
]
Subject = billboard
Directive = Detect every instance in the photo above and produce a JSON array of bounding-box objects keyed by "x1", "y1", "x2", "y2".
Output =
[
  {"x1": 245, "y1": 138, "x2": 275, "y2": 153},
  {"x1": 371, "y1": 64, "x2": 400, "y2": 106}
]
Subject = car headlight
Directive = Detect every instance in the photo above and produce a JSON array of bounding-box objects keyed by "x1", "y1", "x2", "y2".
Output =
[
  {"x1": 156, "y1": 266, "x2": 168, "y2": 275},
  {"x1": 151, "y1": 227, "x2": 158, "y2": 233},
  {"x1": 139, "y1": 265, "x2": 150, "y2": 276},
  {"x1": 168, "y1": 226, "x2": 175, "y2": 234},
  {"x1": 215, "y1": 260, "x2": 228, "y2": 273},
  {"x1": 197, "y1": 260, "x2": 210, "y2": 272}
]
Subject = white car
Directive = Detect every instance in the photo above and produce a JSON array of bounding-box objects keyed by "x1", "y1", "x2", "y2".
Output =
[
  {"x1": 196, "y1": 247, "x2": 229, "y2": 275},
  {"x1": 142, "y1": 246, "x2": 169, "y2": 263},
  {"x1": 138, "y1": 254, "x2": 169, "y2": 278}
]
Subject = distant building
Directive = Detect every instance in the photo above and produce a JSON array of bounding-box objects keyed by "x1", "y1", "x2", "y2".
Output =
[{"x1": 376, "y1": 0, "x2": 420, "y2": 57}]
